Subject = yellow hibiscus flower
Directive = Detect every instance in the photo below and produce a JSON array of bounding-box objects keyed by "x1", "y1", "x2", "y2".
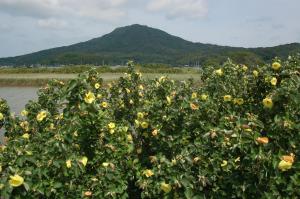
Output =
[
  {"x1": 223, "y1": 95, "x2": 232, "y2": 102},
  {"x1": 160, "y1": 182, "x2": 172, "y2": 193},
  {"x1": 263, "y1": 97, "x2": 273, "y2": 109},
  {"x1": 191, "y1": 92, "x2": 197, "y2": 99},
  {"x1": 215, "y1": 69, "x2": 223, "y2": 76},
  {"x1": 101, "y1": 101, "x2": 108, "y2": 108},
  {"x1": 253, "y1": 70, "x2": 259, "y2": 77},
  {"x1": 108, "y1": 122, "x2": 116, "y2": 129},
  {"x1": 84, "y1": 91, "x2": 95, "y2": 104},
  {"x1": 9, "y1": 174, "x2": 24, "y2": 187},
  {"x1": 272, "y1": 62, "x2": 281, "y2": 70},
  {"x1": 143, "y1": 169, "x2": 154, "y2": 177},
  {"x1": 94, "y1": 83, "x2": 100, "y2": 89},
  {"x1": 278, "y1": 160, "x2": 292, "y2": 171},
  {"x1": 141, "y1": 121, "x2": 149, "y2": 129},
  {"x1": 137, "y1": 112, "x2": 144, "y2": 119},
  {"x1": 233, "y1": 98, "x2": 244, "y2": 105},
  {"x1": 36, "y1": 111, "x2": 47, "y2": 122},
  {"x1": 201, "y1": 94, "x2": 208, "y2": 101},
  {"x1": 80, "y1": 156, "x2": 88, "y2": 167},
  {"x1": 270, "y1": 77, "x2": 277, "y2": 86},
  {"x1": 66, "y1": 160, "x2": 72, "y2": 168},
  {"x1": 20, "y1": 110, "x2": 28, "y2": 117},
  {"x1": 22, "y1": 133, "x2": 30, "y2": 139}
]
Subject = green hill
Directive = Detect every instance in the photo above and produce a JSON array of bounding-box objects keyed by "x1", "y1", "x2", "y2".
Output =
[{"x1": 0, "y1": 24, "x2": 299, "y2": 66}]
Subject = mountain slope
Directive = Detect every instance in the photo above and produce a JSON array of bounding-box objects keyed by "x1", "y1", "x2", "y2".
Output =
[{"x1": 0, "y1": 24, "x2": 299, "y2": 66}]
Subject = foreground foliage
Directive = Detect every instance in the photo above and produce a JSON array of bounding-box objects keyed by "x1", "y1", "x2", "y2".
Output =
[{"x1": 0, "y1": 57, "x2": 300, "y2": 198}]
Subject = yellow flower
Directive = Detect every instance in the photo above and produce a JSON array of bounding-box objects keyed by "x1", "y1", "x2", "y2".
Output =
[
  {"x1": 0, "y1": 165, "x2": 2, "y2": 173},
  {"x1": 272, "y1": 62, "x2": 281, "y2": 70},
  {"x1": 66, "y1": 160, "x2": 72, "y2": 168},
  {"x1": 20, "y1": 110, "x2": 28, "y2": 117},
  {"x1": 137, "y1": 112, "x2": 144, "y2": 119},
  {"x1": 191, "y1": 92, "x2": 197, "y2": 99},
  {"x1": 160, "y1": 182, "x2": 172, "y2": 193},
  {"x1": 256, "y1": 137, "x2": 269, "y2": 144},
  {"x1": 221, "y1": 160, "x2": 228, "y2": 167},
  {"x1": 215, "y1": 69, "x2": 223, "y2": 76},
  {"x1": 84, "y1": 91, "x2": 95, "y2": 104},
  {"x1": 125, "y1": 88, "x2": 131, "y2": 93},
  {"x1": 143, "y1": 169, "x2": 154, "y2": 177},
  {"x1": 201, "y1": 94, "x2": 208, "y2": 101},
  {"x1": 263, "y1": 97, "x2": 273, "y2": 109},
  {"x1": 127, "y1": 134, "x2": 133, "y2": 142},
  {"x1": 223, "y1": 95, "x2": 232, "y2": 102},
  {"x1": 134, "y1": 120, "x2": 140, "y2": 128},
  {"x1": 190, "y1": 103, "x2": 199, "y2": 110},
  {"x1": 80, "y1": 156, "x2": 88, "y2": 167},
  {"x1": 9, "y1": 175, "x2": 24, "y2": 187},
  {"x1": 0, "y1": 112, "x2": 3, "y2": 120},
  {"x1": 242, "y1": 65, "x2": 248, "y2": 71},
  {"x1": 253, "y1": 70, "x2": 259, "y2": 77},
  {"x1": 139, "y1": 85, "x2": 144, "y2": 90},
  {"x1": 166, "y1": 96, "x2": 172, "y2": 105},
  {"x1": 84, "y1": 191, "x2": 92, "y2": 197},
  {"x1": 141, "y1": 121, "x2": 149, "y2": 129},
  {"x1": 159, "y1": 76, "x2": 166, "y2": 83},
  {"x1": 36, "y1": 111, "x2": 47, "y2": 122},
  {"x1": 97, "y1": 94, "x2": 102, "y2": 99},
  {"x1": 108, "y1": 122, "x2": 116, "y2": 129},
  {"x1": 278, "y1": 160, "x2": 292, "y2": 171},
  {"x1": 22, "y1": 133, "x2": 30, "y2": 139},
  {"x1": 101, "y1": 101, "x2": 108, "y2": 108},
  {"x1": 102, "y1": 162, "x2": 109, "y2": 167},
  {"x1": 233, "y1": 98, "x2": 244, "y2": 105},
  {"x1": 152, "y1": 129, "x2": 158, "y2": 136},
  {"x1": 94, "y1": 83, "x2": 100, "y2": 89},
  {"x1": 270, "y1": 77, "x2": 277, "y2": 86}
]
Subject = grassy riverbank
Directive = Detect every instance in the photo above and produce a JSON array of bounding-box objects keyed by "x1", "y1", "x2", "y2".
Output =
[{"x1": 0, "y1": 73, "x2": 201, "y2": 87}]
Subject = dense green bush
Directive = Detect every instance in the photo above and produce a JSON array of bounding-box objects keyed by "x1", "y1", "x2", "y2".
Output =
[{"x1": 0, "y1": 57, "x2": 299, "y2": 198}]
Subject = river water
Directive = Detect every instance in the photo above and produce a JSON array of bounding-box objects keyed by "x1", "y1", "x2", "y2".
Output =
[{"x1": 0, "y1": 87, "x2": 38, "y2": 142}]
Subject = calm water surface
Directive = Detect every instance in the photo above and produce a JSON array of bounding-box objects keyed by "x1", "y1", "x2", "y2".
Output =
[{"x1": 0, "y1": 87, "x2": 38, "y2": 142}]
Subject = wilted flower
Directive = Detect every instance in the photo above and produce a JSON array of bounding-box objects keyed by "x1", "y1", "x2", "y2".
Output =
[
  {"x1": 256, "y1": 137, "x2": 269, "y2": 144},
  {"x1": 190, "y1": 103, "x2": 199, "y2": 110},
  {"x1": 84, "y1": 191, "x2": 92, "y2": 197},
  {"x1": 152, "y1": 129, "x2": 158, "y2": 136}
]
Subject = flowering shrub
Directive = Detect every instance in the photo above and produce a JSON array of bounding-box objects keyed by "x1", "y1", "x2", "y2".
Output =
[{"x1": 0, "y1": 57, "x2": 300, "y2": 198}]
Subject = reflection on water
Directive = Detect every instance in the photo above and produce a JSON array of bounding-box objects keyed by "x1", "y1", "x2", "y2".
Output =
[{"x1": 0, "y1": 87, "x2": 38, "y2": 142}]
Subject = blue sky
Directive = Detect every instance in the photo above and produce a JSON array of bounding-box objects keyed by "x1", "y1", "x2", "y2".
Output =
[{"x1": 0, "y1": 0, "x2": 299, "y2": 57}]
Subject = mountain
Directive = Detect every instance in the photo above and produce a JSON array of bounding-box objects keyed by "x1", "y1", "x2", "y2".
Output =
[{"x1": 0, "y1": 24, "x2": 300, "y2": 66}]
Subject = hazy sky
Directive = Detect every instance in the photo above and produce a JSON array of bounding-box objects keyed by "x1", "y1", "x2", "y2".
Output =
[{"x1": 0, "y1": 0, "x2": 299, "y2": 57}]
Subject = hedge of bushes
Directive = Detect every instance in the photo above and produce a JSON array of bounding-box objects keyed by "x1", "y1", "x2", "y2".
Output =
[{"x1": 0, "y1": 57, "x2": 299, "y2": 198}]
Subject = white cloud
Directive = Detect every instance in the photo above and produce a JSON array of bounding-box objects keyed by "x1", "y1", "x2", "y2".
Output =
[
  {"x1": 147, "y1": 0, "x2": 208, "y2": 19},
  {"x1": 37, "y1": 18, "x2": 67, "y2": 29},
  {"x1": 0, "y1": 0, "x2": 129, "y2": 24}
]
